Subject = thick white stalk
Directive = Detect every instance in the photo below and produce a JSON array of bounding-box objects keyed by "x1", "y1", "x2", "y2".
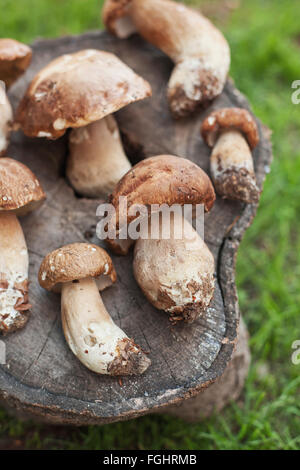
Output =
[
  {"x1": 0, "y1": 213, "x2": 30, "y2": 332},
  {"x1": 61, "y1": 277, "x2": 150, "y2": 375},
  {"x1": 67, "y1": 115, "x2": 131, "y2": 197}
]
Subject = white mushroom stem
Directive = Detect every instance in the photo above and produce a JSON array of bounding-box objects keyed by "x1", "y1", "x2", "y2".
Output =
[
  {"x1": 61, "y1": 277, "x2": 150, "y2": 375},
  {"x1": 211, "y1": 130, "x2": 254, "y2": 176},
  {"x1": 67, "y1": 115, "x2": 132, "y2": 197},
  {"x1": 133, "y1": 212, "x2": 215, "y2": 323},
  {"x1": 0, "y1": 213, "x2": 29, "y2": 332},
  {"x1": 0, "y1": 86, "x2": 13, "y2": 156},
  {"x1": 210, "y1": 130, "x2": 259, "y2": 203}
]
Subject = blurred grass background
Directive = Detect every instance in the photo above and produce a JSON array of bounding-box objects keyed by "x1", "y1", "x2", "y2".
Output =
[{"x1": 1, "y1": 0, "x2": 300, "y2": 450}]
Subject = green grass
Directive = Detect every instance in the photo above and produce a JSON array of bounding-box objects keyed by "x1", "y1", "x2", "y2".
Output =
[{"x1": 1, "y1": 0, "x2": 300, "y2": 450}]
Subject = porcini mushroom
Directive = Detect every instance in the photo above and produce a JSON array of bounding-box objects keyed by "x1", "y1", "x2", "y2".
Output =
[
  {"x1": 201, "y1": 108, "x2": 260, "y2": 203},
  {"x1": 134, "y1": 211, "x2": 215, "y2": 323},
  {"x1": 38, "y1": 243, "x2": 151, "y2": 375},
  {"x1": 102, "y1": 0, "x2": 230, "y2": 117},
  {"x1": 0, "y1": 38, "x2": 32, "y2": 89},
  {"x1": 0, "y1": 158, "x2": 45, "y2": 334},
  {"x1": 0, "y1": 85, "x2": 13, "y2": 156},
  {"x1": 0, "y1": 39, "x2": 32, "y2": 155},
  {"x1": 16, "y1": 49, "x2": 152, "y2": 197},
  {"x1": 106, "y1": 155, "x2": 216, "y2": 323}
]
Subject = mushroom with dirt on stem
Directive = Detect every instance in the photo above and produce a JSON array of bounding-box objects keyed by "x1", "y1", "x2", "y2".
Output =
[
  {"x1": 0, "y1": 157, "x2": 45, "y2": 334},
  {"x1": 16, "y1": 49, "x2": 152, "y2": 197},
  {"x1": 105, "y1": 154, "x2": 216, "y2": 323},
  {"x1": 102, "y1": 0, "x2": 230, "y2": 118},
  {"x1": 38, "y1": 243, "x2": 151, "y2": 375},
  {"x1": 201, "y1": 107, "x2": 260, "y2": 203}
]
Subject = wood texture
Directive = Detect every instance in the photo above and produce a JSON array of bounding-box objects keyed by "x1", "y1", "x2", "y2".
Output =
[
  {"x1": 157, "y1": 317, "x2": 251, "y2": 421},
  {"x1": 0, "y1": 31, "x2": 272, "y2": 425}
]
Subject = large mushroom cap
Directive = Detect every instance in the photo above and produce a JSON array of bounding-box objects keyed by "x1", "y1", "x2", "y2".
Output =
[
  {"x1": 0, "y1": 158, "x2": 45, "y2": 215},
  {"x1": 16, "y1": 49, "x2": 152, "y2": 139},
  {"x1": 109, "y1": 154, "x2": 216, "y2": 231},
  {"x1": 201, "y1": 108, "x2": 259, "y2": 149},
  {"x1": 39, "y1": 243, "x2": 117, "y2": 292},
  {"x1": 0, "y1": 39, "x2": 32, "y2": 88}
]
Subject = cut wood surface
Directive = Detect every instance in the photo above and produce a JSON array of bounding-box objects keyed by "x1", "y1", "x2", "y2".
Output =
[{"x1": 0, "y1": 31, "x2": 272, "y2": 425}]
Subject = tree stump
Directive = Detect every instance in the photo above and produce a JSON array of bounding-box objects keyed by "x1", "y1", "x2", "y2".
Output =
[
  {"x1": 156, "y1": 317, "x2": 250, "y2": 421},
  {"x1": 0, "y1": 31, "x2": 272, "y2": 425}
]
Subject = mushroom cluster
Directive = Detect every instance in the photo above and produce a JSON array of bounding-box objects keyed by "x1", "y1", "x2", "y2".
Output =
[{"x1": 0, "y1": 0, "x2": 262, "y2": 380}]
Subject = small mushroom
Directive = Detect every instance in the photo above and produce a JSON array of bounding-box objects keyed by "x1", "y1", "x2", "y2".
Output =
[
  {"x1": 38, "y1": 243, "x2": 151, "y2": 375},
  {"x1": 0, "y1": 85, "x2": 13, "y2": 156},
  {"x1": 106, "y1": 155, "x2": 216, "y2": 323},
  {"x1": 0, "y1": 38, "x2": 32, "y2": 89},
  {"x1": 0, "y1": 157, "x2": 45, "y2": 334},
  {"x1": 16, "y1": 49, "x2": 152, "y2": 197},
  {"x1": 201, "y1": 108, "x2": 260, "y2": 203},
  {"x1": 102, "y1": 0, "x2": 230, "y2": 117}
]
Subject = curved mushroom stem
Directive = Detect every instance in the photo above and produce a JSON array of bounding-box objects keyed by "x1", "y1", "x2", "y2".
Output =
[
  {"x1": 103, "y1": 0, "x2": 230, "y2": 117},
  {"x1": 133, "y1": 212, "x2": 215, "y2": 324},
  {"x1": 67, "y1": 115, "x2": 131, "y2": 197},
  {"x1": 0, "y1": 213, "x2": 30, "y2": 334},
  {"x1": 0, "y1": 86, "x2": 13, "y2": 156},
  {"x1": 61, "y1": 277, "x2": 151, "y2": 375},
  {"x1": 210, "y1": 129, "x2": 260, "y2": 203}
]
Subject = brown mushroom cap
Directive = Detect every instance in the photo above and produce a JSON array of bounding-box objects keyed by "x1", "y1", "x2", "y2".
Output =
[
  {"x1": 201, "y1": 108, "x2": 259, "y2": 149},
  {"x1": 109, "y1": 154, "x2": 216, "y2": 231},
  {"x1": 16, "y1": 49, "x2": 152, "y2": 139},
  {"x1": 39, "y1": 243, "x2": 117, "y2": 292},
  {"x1": 0, "y1": 158, "x2": 45, "y2": 215},
  {"x1": 0, "y1": 39, "x2": 32, "y2": 88}
]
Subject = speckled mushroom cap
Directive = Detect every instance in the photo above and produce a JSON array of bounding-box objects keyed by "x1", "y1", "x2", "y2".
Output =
[
  {"x1": 38, "y1": 243, "x2": 117, "y2": 292},
  {"x1": 0, "y1": 39, "x2": 32, "y2": 88},
  {"x1": 0, "y1": 158, "x2": 45, "y2": 215},
  {"x1": 109, "y1": 154, "x2": 216, "y2": 231},
  {"x1": 16, "y1": 49, "x2": 152, "y2": 139},
  {"x1": 201, "y1": 108, "x2": 259, "y2": 149}
]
